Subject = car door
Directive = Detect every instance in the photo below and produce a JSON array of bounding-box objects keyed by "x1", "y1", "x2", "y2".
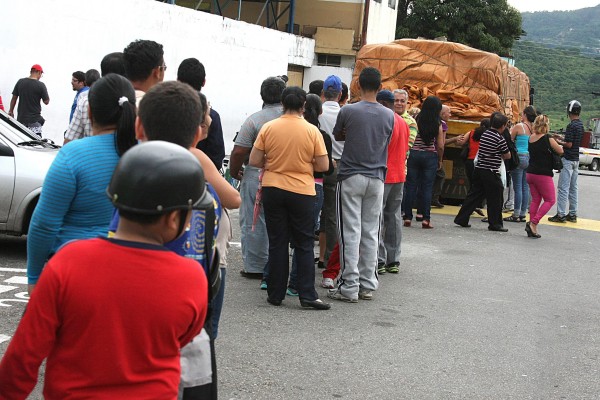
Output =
[{"x1": 0, "y1": 135, "x2": 16, "y2": 223}]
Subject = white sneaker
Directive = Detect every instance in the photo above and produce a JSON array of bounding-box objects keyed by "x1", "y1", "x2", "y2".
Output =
[
  {"x1": 321, "y1": 278, "x2": 335, "y2": 289},
  {"x1": 358, "y1": 289, "x2": 373, "y2": 300}
]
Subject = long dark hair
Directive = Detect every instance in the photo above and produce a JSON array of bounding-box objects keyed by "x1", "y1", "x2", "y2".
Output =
[
  {"x1": 88, "y1": 73, "x2": 136, "y2": 156},
  {"x1": 416, "y1": 96, "x2": 442, "y2": 146},
  {"x1": 303, "y1": 94, "x2": 322, "y2": 128},
  {"x1": 473, "y1": 118, "x2": 491, "y2": 142}
]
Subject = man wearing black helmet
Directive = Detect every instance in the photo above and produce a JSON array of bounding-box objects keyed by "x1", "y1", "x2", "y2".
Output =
[
  {"x1": 549, "y1": 100, "x2": 584, "y2": 223},
  {"x1": 0, "y1": 141, "x2": 210, "y2": 399}
]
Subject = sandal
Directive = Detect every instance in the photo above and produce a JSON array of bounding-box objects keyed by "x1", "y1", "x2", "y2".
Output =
[
  {"x1": 503, "y1": 215, "x2": 520, "y2": 222},
  {"x1": 415, "y1": 214, "x2": 424, "y2": 222},
  {"x1": 518, "y1": 216, "x2": 527, "y2": 222},
  {"x1": 474, "y1": 208, "x2": 485, "y2": 217},
  {"x1": 403, "y1": 220, "x2": 411, "y2": 227},
  {"x1": 422, "y1": 220, "x2": 434, "y2": 229}
]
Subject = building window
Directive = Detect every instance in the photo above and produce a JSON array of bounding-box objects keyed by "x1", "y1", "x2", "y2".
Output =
[
  {"x1": 317, "y1": 54, "x2": 342, "y2": 67},
  {"x1": 388, "y1": 0, "x2": 397, "y2": 8}
]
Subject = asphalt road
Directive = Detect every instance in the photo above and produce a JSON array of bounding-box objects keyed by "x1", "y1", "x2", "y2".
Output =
[{"x1": 1, "y1": 173, "x2": 599, "y2": 399}]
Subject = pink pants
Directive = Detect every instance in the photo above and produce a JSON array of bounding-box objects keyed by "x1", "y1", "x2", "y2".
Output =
[{"x1": 526, "y1": 173, "x2": 556, "y2": 225}]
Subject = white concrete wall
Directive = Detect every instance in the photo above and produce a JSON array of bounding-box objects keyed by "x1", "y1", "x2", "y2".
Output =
[
  {"x1": 302, "y1": 66, "x2": 354, "y2": 94},
  {"x1": 0, "y1": 0, "x2": 314, "y2": 152},
  {"x1": 366, "y1": 1, "x2": 399, "y2": 44}
]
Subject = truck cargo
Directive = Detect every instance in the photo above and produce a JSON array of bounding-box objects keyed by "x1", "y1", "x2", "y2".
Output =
[{"x1": 350, "y1": 39, "x2": 531, "y2": 200}]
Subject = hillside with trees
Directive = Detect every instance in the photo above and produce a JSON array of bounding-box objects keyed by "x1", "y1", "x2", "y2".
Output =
[{"x1": 515, "y1": 5, "x2": 600, "y2": 130}]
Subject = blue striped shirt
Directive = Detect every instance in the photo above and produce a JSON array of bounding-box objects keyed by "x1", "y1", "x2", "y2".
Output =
[{"x1": 27, "y1": 133, "x2": 120, "y2": 284}]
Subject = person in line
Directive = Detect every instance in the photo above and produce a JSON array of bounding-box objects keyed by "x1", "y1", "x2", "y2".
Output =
[
  {"x1": 118, "y1": 81, "x2": 234, "y2": 399},
  {"x1": 457, "y1": 118, "x2": 490, "y2": 218},
  {"x1": 26, "y1": 74, "x2": 137, "y2": 294},
  {"x1": 177, "y1": 57, "x2": 226, "y2": 170},
  {"x1": 376, "y1": 89, "x2": 410, "y2": 275},
  {"x1": 123, "y1": 39, "x2": 165, "y2": 102},
  {"x1": 431, "y1": 104, "x2": 451, "y2": 208},
  {"x1": 65, "y1": 52, "x2": 126, "y2": 144},
  {"x1": 69, "y1": 71, "x2": 88, "y2": 123},
  {"x1": 308, "y1": 79, "x2": 324, "y2": 96},
  {"x1": 8, "y1": 64, "x2": 49, "y2": 136},
  {"x1": 402, "y1": 96, "x2": 444, "y2": 229},
  {"x1": 339, "y1": 82, "x2": 349, "y2": 107},
  {"x1": 229, "y1": 77, "x2": 285, "y2": 282},
  {"x1": 0, "y1": 141, "x2": 210, "y2": 399},
  {"x1": 328, "y1": 67, "x2": 394, "y2": 303},
  {"x1": 249, "y1": 86, "x2": 331, "y2": 310},
  {"x1": 318, "y1": 75, "x2": 344, "y2": 270},
  {"x1": 288, "y1": 93, "x2": 333, "y2": 295},
  {"x1": 526, "y1": 115, "x2": 564, "y2": 238},
  {"x1": 548, "y1": 100, "x2": 584, "y2": 223},
  {"x1": 63, "y1": 69, "x2": 100, "y2": 144},
  {"x1": 454, "y1": 112, "x2": 512, "y2": 231},
  {"x1": 504, "y1": 106, "x2": 536, "y2": 222}
]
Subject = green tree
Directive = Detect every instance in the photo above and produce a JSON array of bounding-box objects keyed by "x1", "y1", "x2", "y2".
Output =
[{"x1": 396, "y1": 0, "x2": 523, "y2": 55}]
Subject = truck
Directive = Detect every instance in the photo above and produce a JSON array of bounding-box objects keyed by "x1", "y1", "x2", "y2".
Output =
[
  {"x1": 350, "y1": 39, "x2": 530, "y2": 201},
  {"x1": 578, "y1": 118, "x2": 600, "y2": 171}
]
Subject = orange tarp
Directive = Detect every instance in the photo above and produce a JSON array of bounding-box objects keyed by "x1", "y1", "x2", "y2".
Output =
[{"x1": 351, "y1": 39, "x2": 530, "y2": 123}]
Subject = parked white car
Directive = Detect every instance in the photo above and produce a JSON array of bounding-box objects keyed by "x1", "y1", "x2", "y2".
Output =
[
  {"x1": 579, "y1": 147, "x2": 600, "y2": 171},
  {"x1": 0, "y1": 110, "x2": 60, "y2": 236}
]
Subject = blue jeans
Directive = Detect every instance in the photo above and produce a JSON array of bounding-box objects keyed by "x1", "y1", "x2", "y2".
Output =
[
  {"x1": 290, "y1": 183, "x2": 323, "y2": 289},
  {"x1": 510, "y1": 154, "x2": 530, "y2": 217},
  {"x1": 209, "y1": 268, "x2": 226, "y2": 339},
  {"x1": 556, "y1": 158, "x2": 579, "y2": 217},
  {"x1": 402, "y1": 150, "x2": 438, "y2": 221}
]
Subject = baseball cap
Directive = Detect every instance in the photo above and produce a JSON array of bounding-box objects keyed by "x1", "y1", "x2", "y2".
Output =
[
  {"x1": 376, "y1": 89, "x2": 395, "y2": 103},
  {"x1": 31, "y1": 64, "x2": 44, "y2": 73},
  {"x1": 323, "y1": 75, "x2": 342, "y2": 93}
]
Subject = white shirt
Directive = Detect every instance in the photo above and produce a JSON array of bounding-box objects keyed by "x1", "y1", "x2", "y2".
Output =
[{"x1": 319, "y1": 101, "x2": 344, "y2": 159}]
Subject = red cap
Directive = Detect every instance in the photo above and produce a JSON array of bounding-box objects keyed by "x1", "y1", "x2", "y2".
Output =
[{"x1": 31, "y1": 64, "x2": 44, "y2": 73}]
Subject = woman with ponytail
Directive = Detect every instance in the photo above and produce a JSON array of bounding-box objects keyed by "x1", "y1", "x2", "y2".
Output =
[
  {"x1": 249, "y1": 86, "x2": 331, "y2": 310},
  {"x1": 27, "y1": 74, "x2": 136, "y2": 293}
]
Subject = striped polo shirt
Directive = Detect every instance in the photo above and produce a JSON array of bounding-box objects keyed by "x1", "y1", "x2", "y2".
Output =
[{"x1": 476, "y1": 128, "x2": 509, "y2": 172}]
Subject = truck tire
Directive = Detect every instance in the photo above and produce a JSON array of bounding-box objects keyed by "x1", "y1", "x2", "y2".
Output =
[{"x1": 590, "y1": 159, "x2": 599, "y2": 172}]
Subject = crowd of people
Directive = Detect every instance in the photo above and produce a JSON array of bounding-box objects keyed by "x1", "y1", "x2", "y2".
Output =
[{"x1": 0, "y1": 36, "x2": 585, "y2": 398}]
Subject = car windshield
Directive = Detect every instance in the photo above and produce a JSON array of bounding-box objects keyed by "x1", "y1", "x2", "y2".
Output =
[{"x1": 0, "y1": 110, "x2": 58, "y2": 148}]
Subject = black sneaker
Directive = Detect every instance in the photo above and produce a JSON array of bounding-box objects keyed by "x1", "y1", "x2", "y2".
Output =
[
  {"x1": 565, "y1": 215, "x2": 577, "y2": 223},
  {"x1": 548, "y1": 214, "x2": 566, "y2": 223}
]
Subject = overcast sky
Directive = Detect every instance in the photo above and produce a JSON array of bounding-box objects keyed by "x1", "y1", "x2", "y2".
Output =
[{"x1": 507, "y1": 0, "x2": 599, "y2": 12}]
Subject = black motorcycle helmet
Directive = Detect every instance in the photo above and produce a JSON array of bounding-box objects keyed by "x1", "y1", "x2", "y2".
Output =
[
  {"x1": 107, "y1": 141, "x2": 214, "y2": 214},
  {"x1": 567, "y1": 100, "x2": 581, "y2": 115}
]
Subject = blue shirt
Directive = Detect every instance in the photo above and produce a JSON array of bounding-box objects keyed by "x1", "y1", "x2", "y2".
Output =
[
  {"x1": 70, "y1": 86, "x2": 89, "y2": 123},
  {"x1": 108, "y1": 184, "x2": 221, "y2": 275},
  {"x1": 27, "y1": 133, "x2": 119, "y2": 284}
]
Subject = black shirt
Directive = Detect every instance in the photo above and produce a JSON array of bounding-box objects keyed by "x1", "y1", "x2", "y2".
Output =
[
  {"x1": 196, "y1": 108, "x2": 225, "y2": 170},
  {"x1": 527, "y1": 135, "x2": 554, "y2": 177},
  {"x1": 563, "y1": 119, "x2": 584, "y2": 161},
  {"x1": 12, "y1": 78, "x2": 49, "y2": 125}
]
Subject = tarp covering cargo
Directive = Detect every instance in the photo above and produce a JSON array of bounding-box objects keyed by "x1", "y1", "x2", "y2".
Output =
[{"x1": 351, "y1": 39, "x2": 530, "y2": 122}]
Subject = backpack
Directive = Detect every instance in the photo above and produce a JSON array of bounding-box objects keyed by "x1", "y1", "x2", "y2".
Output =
[{"x1": 503, "y1": 130, "x2": 520, "y2": 171}]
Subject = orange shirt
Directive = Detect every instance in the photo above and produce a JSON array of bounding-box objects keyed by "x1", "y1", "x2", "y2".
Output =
[
  {"x1": 385, "y1": 113, "x2": 410, "y2": 183},
  {"x1": 254, "y1": 114, "x2": 327, "y2": 195}
]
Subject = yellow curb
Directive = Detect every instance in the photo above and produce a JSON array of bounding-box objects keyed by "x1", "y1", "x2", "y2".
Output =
[{"x1": 429, "y1": 205, "x2": 600, "y2": 232}]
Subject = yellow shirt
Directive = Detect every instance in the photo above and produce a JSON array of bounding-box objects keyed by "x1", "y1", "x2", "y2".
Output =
[{"x1": 254, "y1": 114, "x2": 327, "y2": 195}]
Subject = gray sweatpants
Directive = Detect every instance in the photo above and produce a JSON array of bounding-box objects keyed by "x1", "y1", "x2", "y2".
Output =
[
  {"x1": 239, "y1": 165, "x2": 269, "y2": 274},
  {"x1": 336, "y1": 174, "x2": 383, "y2": 299},
  {"x1": 378, "y1": 182, "x2": 404, "y2": 266}
]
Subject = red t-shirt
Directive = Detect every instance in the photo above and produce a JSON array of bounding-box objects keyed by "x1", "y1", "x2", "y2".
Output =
[
  {"x1": 385, "y1": 113, "x2": 410, "y2": 183},
  {"x1": 468, "y1": 129, "x2": 481, "y2": 160},
  {"x1": 0, "y1": 238, "x2": 208, "y2": 399}
]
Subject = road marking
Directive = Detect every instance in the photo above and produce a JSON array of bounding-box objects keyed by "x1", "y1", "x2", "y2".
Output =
[
  {"x1": 229, "y1": 241, "x2": 241, "y2": 247},
  {"x1": 0, "y1": 285, "x2": 18, "y2": 294},
  {"x1": 0, "y1": 334, "x2": 11, "y2": 344},
  {"x1": 432, "y1": 206, "x2": 600, "y2": 233},
  {"x1": 0, "y1": 268, "x2": 27, "y2": 273},
  {"x1": 4, "y1": 276, "x2": 27, "y2": 285}
]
